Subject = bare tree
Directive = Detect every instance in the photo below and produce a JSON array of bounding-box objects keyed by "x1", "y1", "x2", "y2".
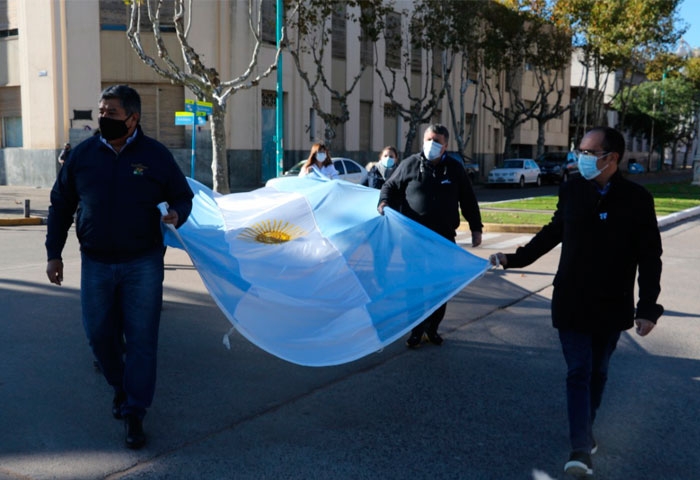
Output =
[
  {"x1": 125, "y1": 0, "x2": 288, "y2": 193},
  {"x1": 376, "y1": 7, "x2": 454, "y2": 156},
  {"x1": 411, "y1": 0, "x2": 485, "y2": 159},
  {"x1": 477, "y1": 1, "x2": 570, "y2": 158},
  {"x1": 285, "y1": 0, "x2": 390, "y2": 149}
]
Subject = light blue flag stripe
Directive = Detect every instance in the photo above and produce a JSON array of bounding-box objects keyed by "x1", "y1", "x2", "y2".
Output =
[{"x1": 165, "y1": 176, "x2": 489, "y2": 366}]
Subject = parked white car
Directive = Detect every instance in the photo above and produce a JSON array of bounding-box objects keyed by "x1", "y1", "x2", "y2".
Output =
[
  {"x1": 487, "y1": 158, "x2": 541, "y2": 188},
  {"x1": 282, "y1": 157, "x2": 368, "y2": 184}
]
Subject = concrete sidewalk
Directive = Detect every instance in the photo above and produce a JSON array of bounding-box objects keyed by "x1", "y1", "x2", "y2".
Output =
[{"x1": 2, "y1": 212, "x2": 699, "y2": 479}]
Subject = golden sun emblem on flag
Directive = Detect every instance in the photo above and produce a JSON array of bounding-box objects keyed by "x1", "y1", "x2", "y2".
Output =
[{"x1": 238, "y1": 219, "x2": 307, "y2": 244}]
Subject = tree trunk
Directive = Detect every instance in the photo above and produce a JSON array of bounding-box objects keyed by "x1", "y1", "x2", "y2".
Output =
[
  {"x1": 404, "y1": 121, "x2": 419, "y2": 157},
  {"x1": 536, "y1": 119, "x2": 546, "y2": 157},
  {"x1": 503, "y1": 129, "x2": 515, "y2": 160},
  {"x1": 210, "y1": 103, "x2": 230, "y2": 194}
]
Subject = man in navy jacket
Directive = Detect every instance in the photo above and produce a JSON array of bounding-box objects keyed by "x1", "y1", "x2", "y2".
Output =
[
  {"x1": 491, "y1": 126, "x2": 663, "y2": 477},
  {"x1": 46, "y1": 85, "x2": 193, "y2": 449}
]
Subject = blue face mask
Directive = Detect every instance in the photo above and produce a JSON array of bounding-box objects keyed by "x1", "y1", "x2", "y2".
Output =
[
  {"x1": 577, "y1": 153, "x2": 610, "y2": 180},
  {"x1": 380, "y1": 155, "x2": 395, "y2": 168}
]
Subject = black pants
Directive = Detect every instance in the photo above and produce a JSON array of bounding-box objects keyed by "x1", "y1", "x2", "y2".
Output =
[{"x1": 411, "y1": 302, "x2": 447, "y2": 336}]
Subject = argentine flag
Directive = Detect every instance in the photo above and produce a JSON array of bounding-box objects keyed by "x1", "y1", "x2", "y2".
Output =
[{"x1": 164, "y1": 175, "x2": 489, "y2": 367}]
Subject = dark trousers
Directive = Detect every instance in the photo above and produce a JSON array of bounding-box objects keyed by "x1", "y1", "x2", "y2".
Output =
[
  {"x1": 411, "y1": 302, "x2": 447, "y2": 336},
  {"x1": 81, "y1": 251, "x2": 164, "y2": 419},
  {"x1": 558, "y1": 328, "x2": 621, "y2": 453}
]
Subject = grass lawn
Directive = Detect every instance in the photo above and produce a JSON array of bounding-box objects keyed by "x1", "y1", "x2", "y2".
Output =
[{"x1": 478, "y1": 181, "x2": 700, "y2": 225}]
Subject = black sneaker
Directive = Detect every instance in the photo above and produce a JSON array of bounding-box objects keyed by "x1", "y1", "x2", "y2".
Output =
[
  {"x1": 124, "y1": 414, "x2": 146, "y2": 450},
  {"x1": 424, "y1": 331, "x2": 443, "y2": 346},
  {"x1": 564, "y1": 451, "x2": 593, "y2": 477},
  {"x1": 406, "y1": 332, "x2": 423, "y2": 348}
]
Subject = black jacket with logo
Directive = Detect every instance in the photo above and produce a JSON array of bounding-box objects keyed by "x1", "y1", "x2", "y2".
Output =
[
  {"x1": 378, "y1": 151, "x2": 482, "y2": 240},
  {"x1": 505, "y1": 171, "x2": 663, "y2": 332}
]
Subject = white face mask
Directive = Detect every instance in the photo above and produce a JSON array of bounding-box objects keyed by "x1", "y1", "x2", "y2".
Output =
[
  {"x1": 423, "y1": 140, "x2": 443, "y2": 161},
  {"x1": 380, "y1": 155, "x2": 395, "y2": 168},
  {"x1": 316, "y1": 152, "x2": 327, "y2": 162}
]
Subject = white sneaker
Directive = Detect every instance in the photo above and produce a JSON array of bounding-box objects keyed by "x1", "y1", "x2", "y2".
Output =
[{"x1": 564, "y1": 451, "x2": 593, "y2": 477}]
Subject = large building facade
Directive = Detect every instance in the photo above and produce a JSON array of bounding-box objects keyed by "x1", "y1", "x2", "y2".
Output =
[{"x1": 0, "y1": 0, "x2": 570, "y2": 188}]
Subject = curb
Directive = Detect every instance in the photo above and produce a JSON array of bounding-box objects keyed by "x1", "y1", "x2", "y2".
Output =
[
  {"x1": 458, "y1": 206, "x2": 700, "y2": 234},
  {"x1": 2, "y1": 207, "x2": 699, "y2": 231},
  {"x1": 482, "y1": 223, "x2": 543, "y2": 233},
  {"x1": 0, "y1": 217, "x2": 44, "y2": 226}
]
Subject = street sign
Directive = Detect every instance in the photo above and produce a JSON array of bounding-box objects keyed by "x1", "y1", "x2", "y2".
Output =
[
  {"x1": 175, "y1": 111, "x2": 194, "y2": 125},
  {"x1": 184, "y1": 99, "x2": 213, "y2": 114},
  {"x1": 177, "y1": 99, "x2": 214, "y2": 179},
  {"x1": 175, "y1": 111, "x2": 207, "y2": 126}
]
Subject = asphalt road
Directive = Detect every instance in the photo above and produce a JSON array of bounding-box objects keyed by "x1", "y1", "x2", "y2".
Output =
[{"x1": 1, "y1": 208, "x2": 699, "y2": 479}]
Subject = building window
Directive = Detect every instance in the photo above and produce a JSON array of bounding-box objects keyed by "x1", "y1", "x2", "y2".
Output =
[
  {"x1": 332, "y1": 3, "x2": 346, "y2": 59},
  {"x1": 261, "y1": 0, "x2": 277, "y2": 45},
  {"x1": 360, "y1": 28, "x2": 373, "y2": 67},
  {"x1": 432, "y1": 49, "x2": 443, "y2": 78},
  {"x1": 360, "y1": 101, "x2": 372, "y2": 151},
  {"x1": 1, "y1": 116, "x2": 22, "y2": 147},
  {"x1": 0, "y1": 0, "x2": 18, "y2": 30},
  {"x1": 385, "y1": 12, "x2": 401, "y2": 69},
  {"x1": 411, "y1": 43, "x2": 421, "y2": 73},
  {"x1": 262, "y1": 90, "x2": 277, "y2": 109},
  {"x1": 100, "y1": 0, "x2": 175, "y2": 31}
]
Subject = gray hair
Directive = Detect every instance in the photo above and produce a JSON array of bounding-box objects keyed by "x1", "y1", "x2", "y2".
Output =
[
  {"x1": 100, "y1": 85, "x2": 142, "y2": 118},
  {"x1": 425, "y1": 123, "x2": 449, "y2": 141}
]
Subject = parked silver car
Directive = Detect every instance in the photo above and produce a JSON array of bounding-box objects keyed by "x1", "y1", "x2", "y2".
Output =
[{"x1": 487, "y1": 158, "x2": 541, "y2": 188}]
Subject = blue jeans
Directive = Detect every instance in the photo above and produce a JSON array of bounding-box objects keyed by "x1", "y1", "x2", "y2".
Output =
[
  {"x1": 81, "y1": 250, "x2": 164, "y2": 418},
  {"x1": 558, "y1": 329, "x2": 621, "y2": 453}
]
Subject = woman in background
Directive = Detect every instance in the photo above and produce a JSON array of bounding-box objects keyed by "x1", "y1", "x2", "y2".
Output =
[
  {"x1": 299, "y1": 142, "x2": 339, "y2": 180},
  {"x1": 364, "y1": 146, "x2": 398, "y2": 189}
]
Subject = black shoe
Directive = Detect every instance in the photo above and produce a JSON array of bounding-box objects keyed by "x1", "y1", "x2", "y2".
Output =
[
  {"x1": 406, "y1": 332, "x2": 423, "y2": 348},
  {"x1": 424, "y1": 330, "x2": 443, "y2": 346},
  {"x1": 112, "y1": 391, "x2": 126, "y2": 419},
  {"x1": 124, "y1": 414, "x2": 146, "y2": 450},
  {"x1": 564, "y1": 451, "x2": 593, "y2": 477}
]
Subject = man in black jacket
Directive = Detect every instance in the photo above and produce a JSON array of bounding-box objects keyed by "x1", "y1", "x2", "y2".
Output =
[
  {"x1": 378, "y1": 124, "x2": 483, "y2": 348},
  {"x1": 490, "y1": 126, "x2": 663, "y2": 478},
  {"x1": 45, "y1": 85, "x2": 193, "y2": 450}
]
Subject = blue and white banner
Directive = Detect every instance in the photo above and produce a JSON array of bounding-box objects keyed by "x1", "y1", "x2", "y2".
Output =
[{"x1": 164, "y1": 175, "x2": 489, "y2": 367}]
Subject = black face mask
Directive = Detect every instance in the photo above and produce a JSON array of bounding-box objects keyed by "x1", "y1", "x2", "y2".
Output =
[{"x1": 99, "y1": 115, "x2": 131, "y2": 141}]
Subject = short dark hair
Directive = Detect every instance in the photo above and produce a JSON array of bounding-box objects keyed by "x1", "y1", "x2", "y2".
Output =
[
  {"x1": 100, "y1": 85, "x2": 141, "y2": 119},
  {"x1": 588, "y1": 126, "x2": 625, "y2": 163},
  {"x1": 425, "y1": 123, "x2": 449, "y2": 141}
]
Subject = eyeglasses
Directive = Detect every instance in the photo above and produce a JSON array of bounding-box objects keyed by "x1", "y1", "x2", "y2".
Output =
[{"x1": 575, "y1": 149, "x2": 609, "y2": 158}]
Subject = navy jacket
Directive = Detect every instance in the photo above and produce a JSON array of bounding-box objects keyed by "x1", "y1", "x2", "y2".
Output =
[
  {"x1": 378, "y1": 152, "x2": 483, "y2": 240},
  {"x1": 46, "y1": 127, "x2": 193, "y2": 263},
  {"x1": 505, "y1": 171, "x2": 663, "y2": 332}
]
